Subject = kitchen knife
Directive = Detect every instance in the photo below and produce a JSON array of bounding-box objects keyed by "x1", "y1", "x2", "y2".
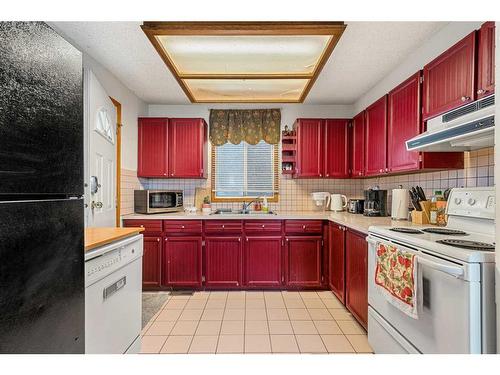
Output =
[
  {"x1": 409, "y1": 189, "x2": 422, "y2": 211},
  {"x1": 417, "y1": 186, "x2": 426, "y2": 201}
]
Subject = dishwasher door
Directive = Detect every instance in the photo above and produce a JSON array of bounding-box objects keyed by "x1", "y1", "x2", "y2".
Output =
[
  {"x1": 367, "y1": 235, "x2": 481, "y2": 354},
  {"x1": 85, "y1": 257, "x2": 142, "y2": 354}
]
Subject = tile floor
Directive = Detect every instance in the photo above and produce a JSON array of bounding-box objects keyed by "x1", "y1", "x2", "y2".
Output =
[{"x1": 140, "y1": 290, "x2": 373, "y2": 354}]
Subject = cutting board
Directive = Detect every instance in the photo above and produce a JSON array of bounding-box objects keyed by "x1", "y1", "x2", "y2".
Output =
[{"x1": 194, "y1": 187, "x2": 211, "y2": 210}]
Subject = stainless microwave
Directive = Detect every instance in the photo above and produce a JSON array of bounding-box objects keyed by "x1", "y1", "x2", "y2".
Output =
[{"x1": 134, "y1": 190, "x2": 183, "y2": 214}]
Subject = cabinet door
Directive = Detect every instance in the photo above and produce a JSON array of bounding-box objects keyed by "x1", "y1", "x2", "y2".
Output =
[
  {"x1": 351, "y1": 111, "x2": 365, "y2": 178},
  {"x1": 137, "y1": 118, "x2": 168, "y2": 177},
  {"x1": 142, "y1": 236, "x2": 162, "y2": 289},
  {"x1": 345, "y1": 230, "x2": 368, "y2": 328},
  {"x1": 285, "y1": 236, "x2": 322, "y2": 287},
  {"x1": 477, "y1": 22, "x2": 495, "y2": 99},
  {"x1": 205, "y1": 236, "x2": 242, "y2": 288},
  {"x1": 168, "y1": 118, "x2": 206, "y2": 178},
  {"x1": 244, "y1": 236, "x2": 282, "y2": 287},
  {"x1": 328, "y1": 223, "x2": 345, "y2": 303},
  {"x1": 422, "y1": 32, "x2": 476, "y2": 120},
  {"x1": 164, "y1": 236, "x2": 202, "y2": 287},
  {"x1": 387, "y1": 72, "x2": 421, "y2": 173},
  {"x1": 324, "y1": 119, "x2": 349, "y2": 178},
  {"x1": 365, "y1": 96, "x2": 387, "y2": 176},
  {"x1": 295, "y1": 119, "x2": 323, "y2": 178}
]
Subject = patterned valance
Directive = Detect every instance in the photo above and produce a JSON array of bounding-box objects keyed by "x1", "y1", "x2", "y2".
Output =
[{"x1": 209, "y1": 109, "x2": 281, "y2": 146}]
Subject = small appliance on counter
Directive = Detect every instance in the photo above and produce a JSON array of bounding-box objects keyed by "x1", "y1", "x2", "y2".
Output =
[
  {"x1": 134, "y1": 190, "x2": 183, "y2": 214},
  {"x1": 363, "y1": 188, "x2": 388, "y2": 216},
  {"x1": 347, "y1": 198, "x2": 365, "y2": 214},
  {"x1": 391, "y1": 186, "x2": 409, "y2": 220},
  {"x1": 311, "y1": 192, "x2": 331, "y2": 211},
  {"x1": 327, "y1": 193, "x2": 348, "y2": 212}
]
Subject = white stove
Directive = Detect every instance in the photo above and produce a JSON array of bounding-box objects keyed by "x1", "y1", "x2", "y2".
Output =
[{"x1": 367, "y1": 187, "x2": 496, "y2": 354}]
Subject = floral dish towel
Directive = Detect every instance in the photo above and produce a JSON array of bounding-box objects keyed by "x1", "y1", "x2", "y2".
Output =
[{"x1": 375, "y1": 242, "x2": 418, "y2": 319}]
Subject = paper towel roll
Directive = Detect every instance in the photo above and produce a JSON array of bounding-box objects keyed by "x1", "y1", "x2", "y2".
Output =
[{"x1": 391, "y1": 188, "x2": 409, "y2": 220}]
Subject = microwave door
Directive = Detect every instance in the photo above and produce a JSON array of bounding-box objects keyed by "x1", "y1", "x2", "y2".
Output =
[{"x1": 149, "y1": 192, "x2": 175, "y2": 209}]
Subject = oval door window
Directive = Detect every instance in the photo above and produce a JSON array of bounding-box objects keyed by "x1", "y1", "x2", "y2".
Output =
[{"x1": 95, "y1": 107, "x2": 115, "y2": 144}]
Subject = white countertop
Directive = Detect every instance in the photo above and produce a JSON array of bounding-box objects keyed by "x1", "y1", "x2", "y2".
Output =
[{"x1": 122, "y1": 210, "x2": 424, "y2": 234}]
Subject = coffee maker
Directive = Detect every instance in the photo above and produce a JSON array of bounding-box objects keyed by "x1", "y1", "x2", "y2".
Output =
[{"x1": 363, "y1": 188, "x2": 388, "y2": 216}]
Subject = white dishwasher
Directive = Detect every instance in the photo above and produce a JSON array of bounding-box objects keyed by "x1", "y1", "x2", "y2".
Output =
[{"x1": 85, "y1": 234, "x2": 143, "y2": 354}]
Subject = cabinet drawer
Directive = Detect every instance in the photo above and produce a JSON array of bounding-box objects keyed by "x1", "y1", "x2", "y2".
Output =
[
  {"x1": 123, "y1": 219, "x2": 163, "y2": 234},
  {"x1": 244, "y1": 220, "x2": 282, "y2": 233},
  {"x1": 205, "y1": 220, "x2": 243, "y2": 234},
  {"x1": 285, "y1": 220, "x2": 323, "y2": 235},
  {"x1": 164, "y1": 220, "x2": 202, "y2": 234}
]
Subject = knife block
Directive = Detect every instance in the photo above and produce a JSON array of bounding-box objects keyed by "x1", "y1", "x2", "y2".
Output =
[{"x1": 411, "y1": 201, "x2": 431, "y2": 224}]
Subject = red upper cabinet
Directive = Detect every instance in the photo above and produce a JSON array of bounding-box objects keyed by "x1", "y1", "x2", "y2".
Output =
[
  {"x1": 138, "y1": 118, "x2": 169, "y2": 178},
  {"x1": 345, "y1": 229, "x2": 368, "y2": 328},
  {"x1": 364, "y1": 96, "x2": 388, "y2": 176},
  {"x1": 137, "y1": 117, "x2": 207, "y2": 178},
  {"x1": 423, "y1": 32, "x2": 476, "y2": 120},
  {"x1": 350, "y1": 111, "x2": 365, "y2": 178},
  {"x1": 324, "y1": 119, "x2": 350, "y2": 178},
  {"x1": 387, "y1": 72, "x2": 421, "y2": 173},
  {"x1": 477, "y1": 22, "x2": 495, "y2": 99},
  {"x1": 168, "y1": 118, "x2": 207, "y2": 178},
  {"x1": 295, "y1": 119, "x2": 323, "y2": 178}
]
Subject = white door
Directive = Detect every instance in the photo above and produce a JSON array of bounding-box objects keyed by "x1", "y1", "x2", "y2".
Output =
[{"x1": 84, "y1": 69, "x2": 116, "y2": 227}]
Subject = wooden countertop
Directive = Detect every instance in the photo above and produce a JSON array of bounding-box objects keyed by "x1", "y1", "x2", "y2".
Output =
[{"x1": 85, "y1": 227, "x2": 144, "y2": 252}]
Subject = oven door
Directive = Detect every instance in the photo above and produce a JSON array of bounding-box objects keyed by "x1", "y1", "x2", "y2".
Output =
[
  {"x1": 148, "y1": 191, "x2": 178, "y2": 212},
  {"x1": 367, "y1": 235, "x2": 482, "y2": 354}
]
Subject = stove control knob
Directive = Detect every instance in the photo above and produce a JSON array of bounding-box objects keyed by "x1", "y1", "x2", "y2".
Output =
[
  {"x1": 468, "y1": 198, "x2": 476, "y2": 206},
  {"x1": 454, "y1": 198, "x2": 462, "y2": 205}
]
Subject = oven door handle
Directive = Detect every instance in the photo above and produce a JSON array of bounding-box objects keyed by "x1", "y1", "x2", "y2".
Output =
[{"x1": 417, "y1": 257, "x2": 464, "y2": 278}]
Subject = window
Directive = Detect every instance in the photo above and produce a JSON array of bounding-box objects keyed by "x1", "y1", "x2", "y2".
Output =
[
  {"x1": 95, "y1": 107, "x2": 114, "y2": 144},
  {"x1": 212, "y1": 141, "x2": 279, "y2": 202}
]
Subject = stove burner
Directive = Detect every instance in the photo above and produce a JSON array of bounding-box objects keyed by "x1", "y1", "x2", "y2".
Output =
[
  {"x1": 389, "y1": 227, "x2": 423, "y2": 234},
  {"x1": 422, "y1": 228, "x2": 467, "y2": 235},
  {"x1": 436, "y1": 239, "x2": 495, "y2": 251}
]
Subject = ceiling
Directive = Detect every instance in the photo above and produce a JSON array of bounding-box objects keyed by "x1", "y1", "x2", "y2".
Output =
[{"x1": 53, "y1": 21, "x2": 446, "y2": 105}]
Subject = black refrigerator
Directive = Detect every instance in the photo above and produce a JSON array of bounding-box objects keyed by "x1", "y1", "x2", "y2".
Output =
[{"x1": 0, "y1": 22, "x2": 84, "y2": 353}]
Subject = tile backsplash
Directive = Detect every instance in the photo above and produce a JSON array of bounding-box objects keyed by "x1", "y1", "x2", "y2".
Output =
[{"x1": 121, "y1": 147, "x2": 494, "y2": 215}]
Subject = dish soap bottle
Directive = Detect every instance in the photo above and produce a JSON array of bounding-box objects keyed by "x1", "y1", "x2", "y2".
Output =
[{"x1": 262, "y1": 197, "x2": 269, "y2": 213}]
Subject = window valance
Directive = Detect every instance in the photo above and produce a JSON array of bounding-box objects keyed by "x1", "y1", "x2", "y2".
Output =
[{"x1": 209, "y1": 109, "x2": 281, "y2": 146}]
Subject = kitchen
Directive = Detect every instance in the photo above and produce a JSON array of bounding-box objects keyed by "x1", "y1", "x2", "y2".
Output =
[{"x1": 1, "y1": 1, "x2": 499, "y2": 370}]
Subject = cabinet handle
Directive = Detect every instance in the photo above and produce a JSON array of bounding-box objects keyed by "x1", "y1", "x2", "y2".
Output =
[
  {"x1": 163, "y1": 173, "x2": 167, "y2": 176},
  {"x1": 246, "y1": 238, "x2": 249, "y2": 242},
  {"x1": 379, "y1": 169, "x2": 383, "y2": 173},
  {"x1": 140, "y1": 225, "x2": 144, "y2": 228},
  {"x1": 222, "y1": 224, "x2": 225, "y2": 229},
  {"x1": 358, "y1": 172, "x2": 362, "y2": 176},
  {"x1": 261, "y1": 225, "x2": 265, "y2": 228},
  {"x1": 181, "y1": 225, "x2": 185, "y2": 229},
  {"x1": 385, "y1": 168, "x2": 389, "y2": 172},
  {"x1": 171, "y1": 173, "x2": 174, "y2": 176},
  {"x1": 157, "y1": 238, "x2": 160, "y2": 242},
  {"x1": 477, "y1": 89, "x2": 486, "y2": 95},
  {"x1": 319, "y1": 173, "x2": 322, "y2": 177},
  {"x1": 302, "y1": 225, "x2": 306, "y2": 229},
  {"x1": 326, "y1": 173, "x2": 329, "y2": 177},
  {"x1": 461, "y1": 96, "x2": 470, "y2": 102},
  {"x1": 238, "y1": 238, "x2": 241, "y2": 242},
  {"x1": 165, "y1": 238, "x2": 167, "y2": 241}
]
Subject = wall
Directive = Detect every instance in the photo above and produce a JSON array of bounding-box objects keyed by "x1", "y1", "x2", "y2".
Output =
[
  {"x1": 494, "y1": 22, "x2": 499, "y2": 354},
  {"x1": 354, "y1": 22, "x2": 483, "y2": 114}
]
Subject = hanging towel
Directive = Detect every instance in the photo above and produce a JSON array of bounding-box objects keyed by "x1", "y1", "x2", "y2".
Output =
[{"x1": 374, "y1": 242, "x2": 418, "y2": 319}]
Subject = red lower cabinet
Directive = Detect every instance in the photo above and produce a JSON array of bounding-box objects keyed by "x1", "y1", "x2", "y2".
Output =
[
  {"x1": 142, "y1": 236, "x2": 162, "y2": 289},
  {"x1": 163, "y1": 236, "x2": 202, "y2": 288},
  {"x1": 285, "y1": 236, "x2": 322, "y2": 287},
  {"x1": 345, "y1": 229, "x2": 368, "y2": 328},
  {"x1": 244, "y1": 236, "x2": 283, "y2": 287},
  {"x1": 205, "y1": 236, "x2": 242, "y2": 288},
  {"x1": 328, "y1": 223, "x2": 346, "y2": 303}
]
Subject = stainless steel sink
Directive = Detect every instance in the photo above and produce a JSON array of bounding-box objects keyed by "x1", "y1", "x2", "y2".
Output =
[{"x1": 211, "y1": 209, "x2": 276, "y2": 215}]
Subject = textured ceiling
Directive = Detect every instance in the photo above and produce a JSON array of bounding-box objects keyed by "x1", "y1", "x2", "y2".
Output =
[{"x1": 52, "y1": 21, "x2": 446, "y2": 105}]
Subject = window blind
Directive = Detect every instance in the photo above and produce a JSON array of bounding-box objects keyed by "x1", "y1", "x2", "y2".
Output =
[{"x1": 214, "y1": 141, "x2": 277, "y2": 199}]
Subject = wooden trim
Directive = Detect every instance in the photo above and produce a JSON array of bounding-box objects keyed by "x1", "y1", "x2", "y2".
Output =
[
  {"x1": 110, "y1": 97, "x2": 122, "y2": 227},
  {"x1": 211, "y1": 142, "x2": 279, "y2": 203},
  {"x1": 141, "y1": 22, "x2": 346, "y2": 103}
]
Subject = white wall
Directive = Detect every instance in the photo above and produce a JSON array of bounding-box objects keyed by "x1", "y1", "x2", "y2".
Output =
[
  {"x1": 148, "y1": 103, "x2": 354, "y2": 129},
  {"x1": 48, "y1": 23, "x2": 148, "y2": 171},
  {"x1": 353, "y1": 22, "x2": 483, "y2": 114},
  {"x1": 494, "y1": 22, "x2": 499, "y2": 354}
]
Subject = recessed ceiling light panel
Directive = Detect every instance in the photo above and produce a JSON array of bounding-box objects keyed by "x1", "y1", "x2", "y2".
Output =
[{"x1": 142, "y1": 22, "x2": 346, "y2": 103}]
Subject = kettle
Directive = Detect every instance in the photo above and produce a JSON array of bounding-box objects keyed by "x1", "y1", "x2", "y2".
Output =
[{"x1": 326, "y1": 194, "x2": 348, "y2": 212}]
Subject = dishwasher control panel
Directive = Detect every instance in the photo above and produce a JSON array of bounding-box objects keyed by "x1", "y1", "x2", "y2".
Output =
[{"x1": 85, "y1": 235, "x2": 143, "y2": 287}]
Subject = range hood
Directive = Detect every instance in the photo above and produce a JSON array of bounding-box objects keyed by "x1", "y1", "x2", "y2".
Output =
[{"x1": 406, "y1": 94, "x2": 495, "y2": 152}]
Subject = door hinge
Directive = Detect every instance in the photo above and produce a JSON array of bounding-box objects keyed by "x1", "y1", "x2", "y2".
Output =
[
  {"x1": 201, "y1": 275, "x2": 206, "y2": 282},
  {"x1": 321, "y1": 240, "x2": 324, "y2": 246},
  {"x1": 281, "y1": 276, "x2": 284, "y2": 283},
  {"x1": 202, "y1": 240, "x2": 206, "y2": 247},
  {"x1": 321, "y1": 276, "x2": 324, "y2": 282},
  {"x1": 420, "y1": 75, "x2": 424, "y2": 83},
  {"x1": 282, "y1": 240, "x2": 284, "y2": 246},
  {"x1": 419, "y1": 154, "x2": 423, "y2": 162}
]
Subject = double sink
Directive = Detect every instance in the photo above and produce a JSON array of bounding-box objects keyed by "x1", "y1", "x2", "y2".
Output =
[{"x1": 210, "y1": 209, "x2": 277, "y2": 215}]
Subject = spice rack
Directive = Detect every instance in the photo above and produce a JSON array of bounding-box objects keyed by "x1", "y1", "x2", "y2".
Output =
[{"x1": 281, "y1": 129, "x2": 296, "y2": 175}]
